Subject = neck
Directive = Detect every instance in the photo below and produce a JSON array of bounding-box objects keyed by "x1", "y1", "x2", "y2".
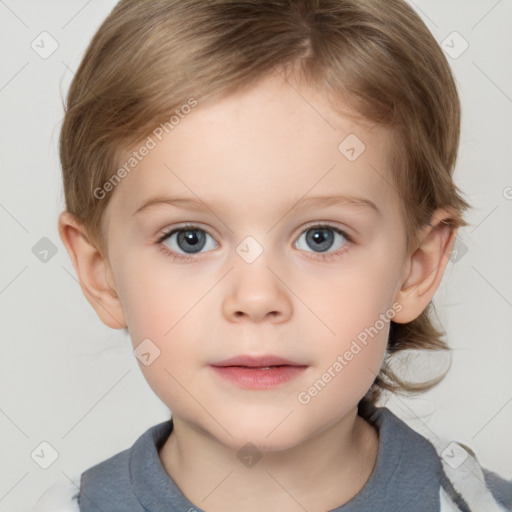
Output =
[{"x1": 158, "y1": 409, "x2": 379, "y2": 512}]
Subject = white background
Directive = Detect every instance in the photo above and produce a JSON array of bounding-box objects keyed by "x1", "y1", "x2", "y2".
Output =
[{"x1": 0, "y1": 0, "x2": 511, "y2": 510}]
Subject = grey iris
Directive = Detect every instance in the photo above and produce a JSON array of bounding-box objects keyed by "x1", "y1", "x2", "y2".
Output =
[
  {"x1": 307, "y1": 228, "x2": 334, "y2": 252},
  {"x1": 177, "y1": 229, "x2": 206, "y2": 253}
]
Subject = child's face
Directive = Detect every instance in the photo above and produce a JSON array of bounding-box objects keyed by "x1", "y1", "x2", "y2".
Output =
[{"x1": 101, "y1": 72, "x2": 411, "y2": 450}]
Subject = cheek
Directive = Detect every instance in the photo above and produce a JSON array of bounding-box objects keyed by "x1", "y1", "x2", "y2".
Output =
[
  {"x1": 112, "y1": 264, "x2": 205, "y2": 398},
  {"x1": 295, "y1": 252, "x2": 401, "y2": 337},
  {"x1": 127, "y1": 301, "x2": 205, "y2": 411},
  {"x1": 115, "y1": 259, "x2": 208, "y2": 362},
  {"x1": 297, "y1": 322, "x2": 389, "y2": 419},
  {"x1": 114, "y1": 253, "x2": 203, "y2": 337},
  {"x1": 295, "y1": 255, "x2": 397, "y2": 395},
  {"x1": 326, "y1": 313, "x2": 389, "y2": 395}
]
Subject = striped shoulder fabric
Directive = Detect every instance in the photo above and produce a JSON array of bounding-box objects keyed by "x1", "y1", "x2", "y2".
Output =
[{"x1": 427, "y1": 436, "x2": 510, "y2": 512}]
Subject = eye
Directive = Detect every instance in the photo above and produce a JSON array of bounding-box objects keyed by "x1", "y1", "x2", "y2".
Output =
[
  {"x1": 158, "y1": 224, "x2": 218, "y2": 258},
  {"x1": 156, "y1": 222, "x2": 352, "y2": 263},
  {"x1": 294, "y1": 223, "x2": 351, "y2": 257}
]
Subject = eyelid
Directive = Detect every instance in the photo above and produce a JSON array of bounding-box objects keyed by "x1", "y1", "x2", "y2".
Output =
[
  {"x1": 155, "y1": 222, "x2": 219, "y2": 244},
  {"x1": 155, "y1": 221, "x2": 353, "y2": 245},
  {"x1": 297, "y1": 221, "x2": 353, "y2": 242}
]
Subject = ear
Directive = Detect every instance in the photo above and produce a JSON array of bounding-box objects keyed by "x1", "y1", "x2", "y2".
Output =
[
  {"x1": 392, "y1": 208, "x2": 459, "y2": 324},
  {"x1": 58, "y1": 211, "x2": 127, "y2": 330}
]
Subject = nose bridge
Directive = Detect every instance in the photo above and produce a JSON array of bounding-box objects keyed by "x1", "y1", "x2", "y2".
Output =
[{"x1": 221, "y1": 234, "x2": 292, "y2": 322}]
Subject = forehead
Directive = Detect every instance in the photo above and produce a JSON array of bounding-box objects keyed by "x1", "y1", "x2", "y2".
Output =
[{"x1": 105, "y1": 72, "x2": 399, "y2": 225}]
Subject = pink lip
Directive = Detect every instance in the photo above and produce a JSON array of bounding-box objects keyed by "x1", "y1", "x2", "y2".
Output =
[
  {"x1": 209, "y1": 354, "x2": 308, "y2": 389},
  {"x1": 211, "y1": 354, "x2": 304, "y2": 367}
]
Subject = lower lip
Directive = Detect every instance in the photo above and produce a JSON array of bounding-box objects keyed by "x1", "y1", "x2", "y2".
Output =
[{"x1": 209, "y1": 365, "x2": 307, "y2": 389}]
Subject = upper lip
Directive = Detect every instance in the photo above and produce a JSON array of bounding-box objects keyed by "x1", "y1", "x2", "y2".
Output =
[{"x1": 210, "y1": 355, "x2": 306, "y2": 367}]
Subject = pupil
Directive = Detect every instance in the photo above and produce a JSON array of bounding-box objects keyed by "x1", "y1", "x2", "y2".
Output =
[{"x1": 186, "y1": 231, "x2": 197, "y2": 244}]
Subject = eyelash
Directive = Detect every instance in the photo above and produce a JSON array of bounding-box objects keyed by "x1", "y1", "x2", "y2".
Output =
[{"x1": 155, "y1": 222, "x2": 353, "y2": 263}]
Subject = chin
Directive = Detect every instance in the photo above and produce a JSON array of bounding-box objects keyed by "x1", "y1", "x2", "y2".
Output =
[
  {"x1": 214, "y1": 417, "x2": 309, "y2": 453},
  {"x1": 225, "y1": 432, "x2": 303, "y2": 455}
]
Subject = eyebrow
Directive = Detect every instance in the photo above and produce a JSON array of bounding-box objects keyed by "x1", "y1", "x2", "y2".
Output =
[{"x1": 132, "y1": 193, "x2": 380, "y2": 216}]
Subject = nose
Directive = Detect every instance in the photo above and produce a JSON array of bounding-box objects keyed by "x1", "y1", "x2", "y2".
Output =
[{"x1": 221, "y1": 257, "x2": 293, "y2": 324}]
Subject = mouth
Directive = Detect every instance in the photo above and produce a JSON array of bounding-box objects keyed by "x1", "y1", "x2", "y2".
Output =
[
  {"x1": 209, "y1": 354, "x2": 308, "y2": 389},
  {"x1": 210, "y1": 354, "x2": 305, "y2": 368}
]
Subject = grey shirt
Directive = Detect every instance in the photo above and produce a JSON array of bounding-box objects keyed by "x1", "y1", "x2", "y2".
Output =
[{"x1": 76, "y1": 404, "x2": 510, "y2": 511}]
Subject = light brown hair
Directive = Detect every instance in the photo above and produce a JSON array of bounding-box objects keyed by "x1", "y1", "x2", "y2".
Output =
[{"x1": 59, "y1": 0, "x2": 471, "y2": 411}]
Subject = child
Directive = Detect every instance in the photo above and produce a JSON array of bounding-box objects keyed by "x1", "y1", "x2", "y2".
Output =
[{"x1": 33, "y1": 0, "x2": 511, "y2": 511}]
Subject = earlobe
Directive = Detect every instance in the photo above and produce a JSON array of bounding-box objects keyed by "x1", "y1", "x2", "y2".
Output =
[
  {"x1": 58, "y1": 211, "x2": 127, "y2": 330},
  {"x1": 393, "y1": 208, "x2": 459, "y2": 324}
]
